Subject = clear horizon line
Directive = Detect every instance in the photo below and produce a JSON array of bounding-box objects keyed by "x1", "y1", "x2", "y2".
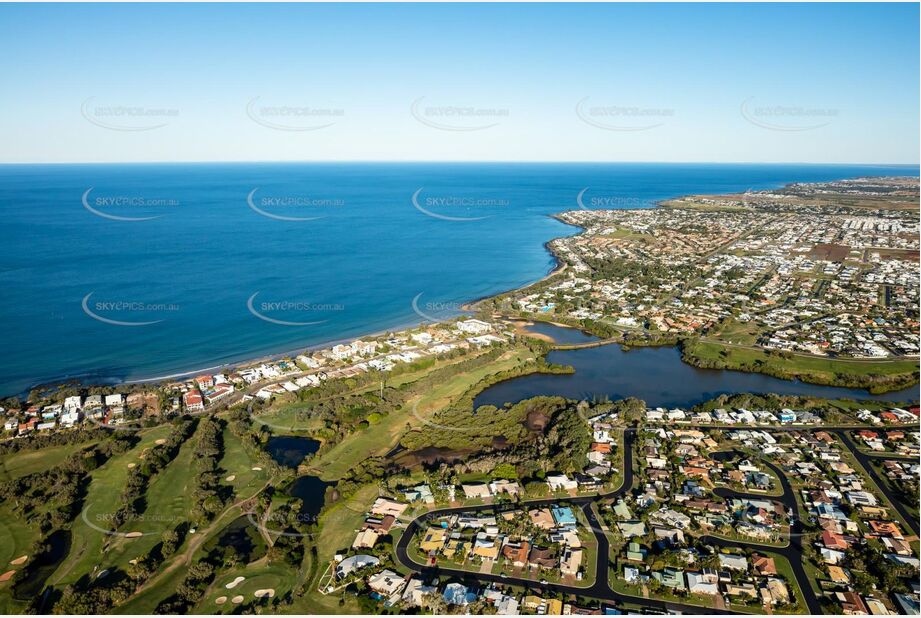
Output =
[{"x1": 0, "y1": 159, "x2": 919, "y2": 167}]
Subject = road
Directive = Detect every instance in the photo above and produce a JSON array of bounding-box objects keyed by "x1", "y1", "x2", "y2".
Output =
[
  {"x1": 833, "y1": 429, "x2": 920, "y2": 536},
  {"x1": 396, "y1": 428, "x2": 758, "y2": 614},
  {"x1": 395, "y1": 420, "x2": 920, "y2": 614},
  {"x1": 710, "y1": 456, "x2": 823, "y2": 615}
]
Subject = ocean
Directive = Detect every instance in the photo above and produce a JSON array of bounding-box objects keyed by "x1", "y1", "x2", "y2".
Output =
[{"x1": 0, "y1": 162, "x2": 916, "y2": 396}]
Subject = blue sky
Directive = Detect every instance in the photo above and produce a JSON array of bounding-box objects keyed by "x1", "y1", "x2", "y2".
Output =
[{"x1": 0, "y1": 3, "x2": 917, "y2": 163}]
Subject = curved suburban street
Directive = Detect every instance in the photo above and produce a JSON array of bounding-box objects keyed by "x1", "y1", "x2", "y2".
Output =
[
  {"x1": 395, "y1": 422, "x2": 919, "y2": 614},
  {"x1": 396, "y1": 428, "x2": 740, "y2": 613}
]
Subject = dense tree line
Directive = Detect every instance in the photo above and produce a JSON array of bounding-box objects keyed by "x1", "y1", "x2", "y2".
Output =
[
  {"x1": 0, "y1": 426, "x2": 114, "y2": 456},
  {"x1": 189, "y1": 417, "x2": 229, "y2": 526},
  {"x1": 680, "y1": 339, "x2": 918, "y2": 394},
  {"x1": 111, "y1": 419, "x2": 196, "y2": 531}
]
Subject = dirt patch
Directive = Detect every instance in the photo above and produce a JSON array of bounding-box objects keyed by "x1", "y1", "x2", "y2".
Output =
[
  {"x1": 395, "y1": 446, "x2": 470, "y2": 468},
  {"x1": 808, "y1": 243, "x2": 850, "y2": 261},
  {"x1": 524, "y1": 410, "x2": 550, "y2": 432},
  {"x1": 491, "y1": 436, "x2": 510, "y2": 450}
]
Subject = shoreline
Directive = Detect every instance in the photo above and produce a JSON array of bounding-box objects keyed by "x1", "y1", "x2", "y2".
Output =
[
  {"x1": 21, "y1": 216, "x2": 584, "y2": 398},
  {"x1": 14, "y1": 175, "x2": 918, "y2": 399}
]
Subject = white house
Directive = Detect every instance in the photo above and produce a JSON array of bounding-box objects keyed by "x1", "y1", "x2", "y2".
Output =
[
  {"x1": 105, "y1": 394, "x2": 124, "y2": 408},
  {"x1": 456, "y1": 319, "x2": 492, "y2": 335},
  {"x1": 60, "y1": 411, "x2": 81, "y2": 427},
  {"x1": 411, "y1": 332, "x2": 433, "y2": 345},
  {"x1": 63, "y1": 395, "x2": 83, "y2": 412},
  {"x1": 546, "y1": 474, "x2": 578, "y2": 492}
]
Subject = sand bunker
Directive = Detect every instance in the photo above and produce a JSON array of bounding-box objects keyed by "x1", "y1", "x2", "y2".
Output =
[
  {"x1": 125, "y1": 532, "x2": 143, "y2": 538},
  {"x1": 127, "y1": 463, "x2": 136, "y2": 469},
  {"x1": 225, "y1": 576, "x2": 246, "y2": 589},
  {"x1": 155, "y1": 439, "x2": 166, "y2": 445},
  {"x1": 251, "y1": 466, "x2": 262, "y2": 471},
  {"x1": 0, "y1": 570, "x2": 15, "y2": 583},
  {"x1": 9, "y1": 555, "x2": 27, "y2": 566},
  {"x1": 225, "y1": 475, "x2": 236, "y2": 482},
  {"x1": 214, "y1": 596, "x2": 227, "y2": 605},
  {"x1": 231, "y1": 595, "x2": 244, "y2": 604},
  {"x1": 254, "y1": 589, "x2": 275, "y2": 599}
]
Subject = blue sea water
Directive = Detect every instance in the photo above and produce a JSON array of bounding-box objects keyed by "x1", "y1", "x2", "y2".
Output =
[{"x1": 0, "y1": 162, "x2": 916, "y2": 396}]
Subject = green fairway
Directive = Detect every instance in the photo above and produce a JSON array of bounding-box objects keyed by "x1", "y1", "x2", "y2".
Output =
[
  {"x1": 102, "y1": 424, "x2": 206, "y2": 571},
  {"x1": 0, "y1": 505, "x2": 41, "y2": 614},
  {"x1": 48, "y1": 425, "x2": 173, "y2": 588},
  {"x1": 0, "y1": 440, "x2": 97, "y2": 482},
  {"x1": 217, "y1": 424, "x2": 269, "y2": 498}
]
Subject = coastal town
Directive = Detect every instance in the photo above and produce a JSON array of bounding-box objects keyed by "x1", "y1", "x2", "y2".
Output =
[
  {"x1": 1, "y1": 317, "x2": 507, "y2": 436},
  {"x1": 501, "y1": 178, "x2": 919, "y2": 373},
  {"x1": 0, "y1": 179, "x2": 917, "y2": 616}
]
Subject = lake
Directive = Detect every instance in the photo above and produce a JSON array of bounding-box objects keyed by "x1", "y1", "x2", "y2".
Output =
[
  {"x1": 474, "y1": 338, "x2": 919, "y2": 409},
  {"x1": 263, "y1": 435, "x2": 320, "y2": 468},
  {"x1": 288, "y1": 476, "x2": 334, "y2": 521},
  {"x1": 521, "y1": 320, "x2": 601, "y2": 345}
]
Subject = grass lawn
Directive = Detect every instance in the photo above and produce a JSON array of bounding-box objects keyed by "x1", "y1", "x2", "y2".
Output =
[
  {"x1": 102, "y1": 423, "x2": 205, "y2": 571},
  {"x1": 685, "y1": 340, "x2": 919, "y2": 394},
  {"x1": 0, "y1": 440, "x2": 98, "y2": 482},
  {"x1": 711, "y1": 318, "x2": 764, "y2": 346},
  {"x1": 217, "y1": 424, "x2": 269, "y2": 498},
  {"x1": 292, "y1": 484, "x2": 380, "y2": 614},
  {"x1": 763, "y1": 551, "x2": 809, "y2": 614},
  {"x1": 194, "y1": 558, "x2": 298, "y2": 614},
  {"x1": 252, "y1": 402, "x2": 327, "y2": 434},
  {"x1": 115, "y1": 504, "x2": 254, "y2": 613},
  {"x1": 49, "y1": 425, "x2": 173, "y2": 589},
  {"x1": 312, "y1": 484, "x2": 379, "y2": 568},
  {"x1": 867, "y1": 459, "x2": 919, "y2": 522},
  {"x1": 0, "y1": 504, "x2": 42, "y2": 614},
  {"x1": 310, "y1": 347, "x2": 534, "y2": 481}
]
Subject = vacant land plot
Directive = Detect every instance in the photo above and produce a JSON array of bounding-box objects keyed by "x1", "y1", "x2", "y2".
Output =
[{"x1": 310, "y1": 347, "x2": 535, "y2": 480}]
